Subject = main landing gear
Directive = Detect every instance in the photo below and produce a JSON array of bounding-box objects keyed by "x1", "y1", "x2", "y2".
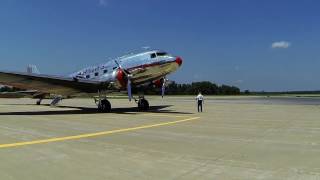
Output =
[
  {"x1": 136, "y1": 95, "x2": 150, "y2": 111},
  {"x1": 98, "y1": 99, "x2": 111, "y2": 113},
  {"x1": 94, "y1": 90, "x2": 111, "y2": 113},
  {"x1": 94, "y1": 91, "x2": 150, "y2": 113}
]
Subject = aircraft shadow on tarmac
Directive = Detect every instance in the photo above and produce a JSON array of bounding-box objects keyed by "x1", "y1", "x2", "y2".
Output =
[{"x1": 0, "y1": 104, "x2": 193, "y2": 116}]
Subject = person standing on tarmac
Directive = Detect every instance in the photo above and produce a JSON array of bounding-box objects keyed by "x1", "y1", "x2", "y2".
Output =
[{"x1": 196, "y1": 92, "x2": 204, "y2": 112}]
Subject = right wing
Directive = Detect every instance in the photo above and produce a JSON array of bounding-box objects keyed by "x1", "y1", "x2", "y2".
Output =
[{"x1": 0, "y1": 71, "x2": 107, "y2": 96}]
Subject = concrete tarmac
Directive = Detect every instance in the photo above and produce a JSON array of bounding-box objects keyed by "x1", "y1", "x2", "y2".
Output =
[{"x1": 0, "y1": 96, "x2": 320, "y2": 179}]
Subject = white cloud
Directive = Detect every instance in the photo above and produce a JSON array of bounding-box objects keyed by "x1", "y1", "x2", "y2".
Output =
[
  {"x1": 98, "y1": 0, "x2": 108, "y2": 7},
  {"x1": 235, "y1": 80, "x2": 244, "y2": 84},
  {"x1": 271, "y1": 41, "x2": 291, "y2": 49}
]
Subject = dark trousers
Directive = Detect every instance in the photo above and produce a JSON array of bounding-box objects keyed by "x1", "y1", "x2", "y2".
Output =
[{"x1": 197, "y1": 100, "x2": 203, "y2": 112}]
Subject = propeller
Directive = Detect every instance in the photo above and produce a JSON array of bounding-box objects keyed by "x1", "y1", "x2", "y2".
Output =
[
  {"x1": 127, "y1": 77, "x2": 132, "y2": 101},
  {"x1": 115, "y1": 60, "x2": 133, "y2": 101}
]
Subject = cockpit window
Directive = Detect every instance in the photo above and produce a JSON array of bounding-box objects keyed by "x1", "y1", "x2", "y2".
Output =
[
  {"x1": 156, "y1": 52, "x2": 167, "y2": 56},
  {"x1": 150, "y1": 53, "x2": 156, "y2": 58}
]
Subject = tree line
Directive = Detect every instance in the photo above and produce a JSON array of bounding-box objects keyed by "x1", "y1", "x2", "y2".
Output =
[
  {"x1": 138, "y1": 81, "x2": 241, "y2": 95},
  {"x1": 0, "y1": 86, "x2": 22, "y2": 92}
]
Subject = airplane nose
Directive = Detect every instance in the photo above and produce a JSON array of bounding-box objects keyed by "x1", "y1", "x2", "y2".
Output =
[{"x1": 175, "y1": 57, "x2": 183, "y2": 66}]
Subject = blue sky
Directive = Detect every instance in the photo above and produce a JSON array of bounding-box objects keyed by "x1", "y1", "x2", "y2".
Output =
[{"x1": 0, "y1": 0, "x2": 319, "y2": 91}]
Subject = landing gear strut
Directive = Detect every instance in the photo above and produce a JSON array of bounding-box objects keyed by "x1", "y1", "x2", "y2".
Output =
[
  {"x1": 94, "y1": 90, "x2": 111, "y2": 113},
  {"x1": 137, "y1": 96, "x2": 149, "y2": 111}
]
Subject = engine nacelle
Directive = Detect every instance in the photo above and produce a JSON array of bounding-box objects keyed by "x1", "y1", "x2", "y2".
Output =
[{"x1": 114, "y1": 69, "x2": 127, "y2": 89}]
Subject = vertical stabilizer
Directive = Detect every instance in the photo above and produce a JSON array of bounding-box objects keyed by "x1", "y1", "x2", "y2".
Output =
[{"x1": 27, "y1": 65, "x2": 40, "y2": 74}]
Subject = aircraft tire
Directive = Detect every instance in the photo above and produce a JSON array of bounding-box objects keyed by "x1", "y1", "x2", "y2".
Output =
[
  {"x1": 138, "y1": 99, "x2": 149, "y2": 111},
  {"x1": 98, "y1": 99, "x2": 111, "y2": 113}
]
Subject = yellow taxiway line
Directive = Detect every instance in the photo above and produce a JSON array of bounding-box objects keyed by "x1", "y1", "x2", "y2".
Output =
[{"x1": 0, "y1": 116, "x2": 200, "y2": 149}]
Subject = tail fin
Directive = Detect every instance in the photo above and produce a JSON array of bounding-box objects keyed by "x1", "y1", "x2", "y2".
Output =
[{"x1": 27, "y1": 65, "x2": 40, "y2": 74}]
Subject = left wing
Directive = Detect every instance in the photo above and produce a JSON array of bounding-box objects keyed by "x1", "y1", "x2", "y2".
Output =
[{"x1": 0, "y1": 71, "x2": 107, "y2": 96}]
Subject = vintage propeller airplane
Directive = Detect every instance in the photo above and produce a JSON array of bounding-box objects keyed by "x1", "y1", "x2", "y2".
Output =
[{"x1": 0, "y1": 49, "x2": 183, "y2": 112}]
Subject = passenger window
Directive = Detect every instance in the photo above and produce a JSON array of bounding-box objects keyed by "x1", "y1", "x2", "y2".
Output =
[
  {"x1": 150, "y1": 53, "x2": 156, "y2": 58},
  {"x1": 86, "y1": 75, "x2": 90, "y2": 79},
  {"x1": 103, "y1": 70, "x2": 108, "y2": 74},
  {"x1": 95, "y1": 72, "x2": 99, "y2": 76}
]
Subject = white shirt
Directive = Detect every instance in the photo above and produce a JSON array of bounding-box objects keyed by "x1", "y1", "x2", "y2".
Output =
[{"x1": 196, "y1": 94, "x2": 204, "y2": 101}]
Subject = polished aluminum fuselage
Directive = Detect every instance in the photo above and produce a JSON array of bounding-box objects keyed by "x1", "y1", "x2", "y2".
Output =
[{"x1": 70, "y1": 50, "x2": 182, "y2": 89}]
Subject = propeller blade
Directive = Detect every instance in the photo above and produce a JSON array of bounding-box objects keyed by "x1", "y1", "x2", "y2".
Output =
[
  {"x1": 127, "y1": 78, "x2": 132, "y2": 101},
  {"x1": 114, "y1": 60, "x2": 122, "y2": 68},
  {"x1": 115, "y1": 60, "x2": 130, "y2": 75},
  {"x1": 116, "y1": 59, "x2": 133, "y2": 102}
]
